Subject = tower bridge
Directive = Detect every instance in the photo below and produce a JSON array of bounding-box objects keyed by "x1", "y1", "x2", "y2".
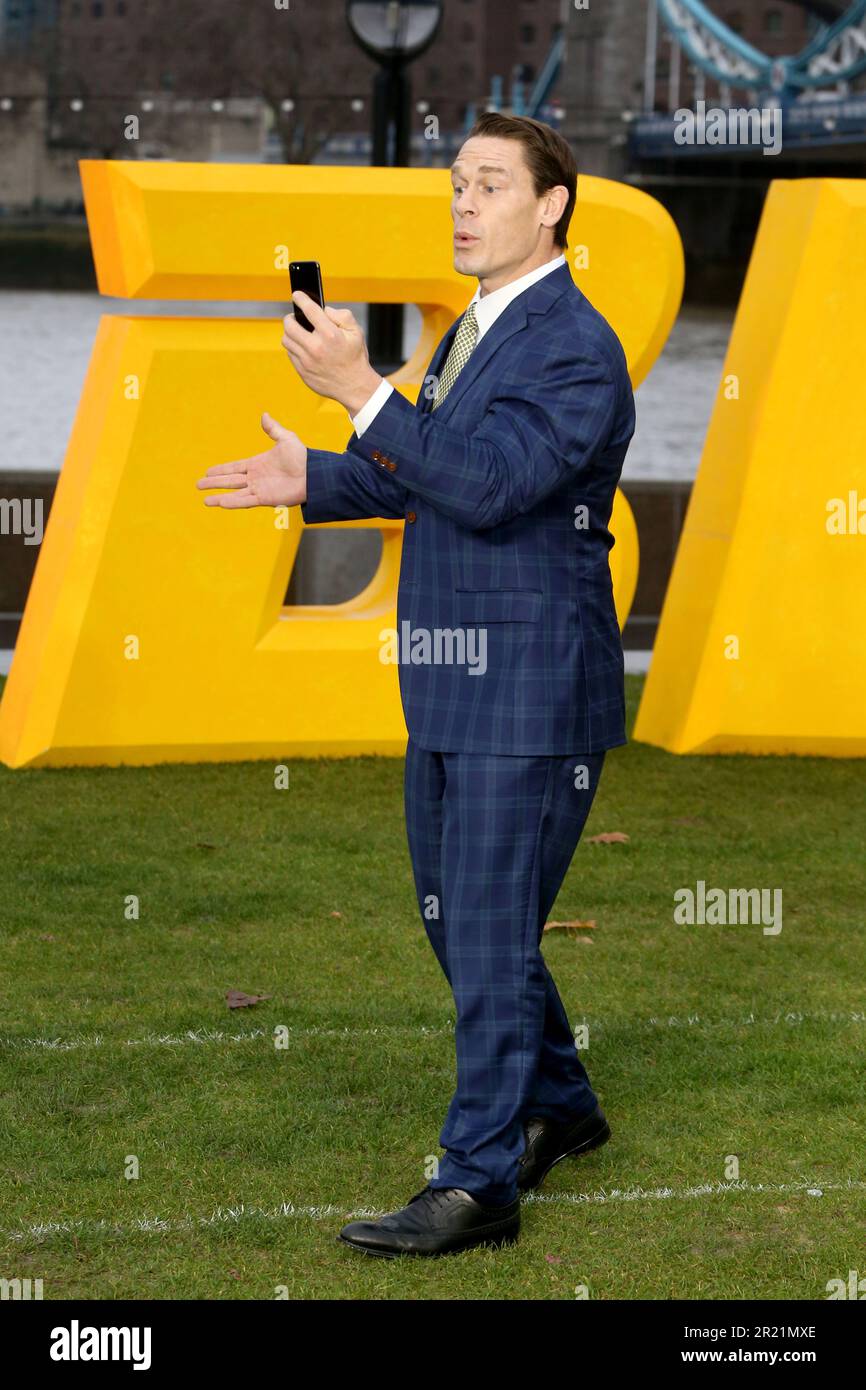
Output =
[{"x1": 632, "y1": 0, "x2": 866, "y2": 158}]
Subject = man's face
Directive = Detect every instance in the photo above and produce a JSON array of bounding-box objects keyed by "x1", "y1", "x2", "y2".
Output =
[{"x1": 450, "y1": 135, "x2": 562, "y2": 288}]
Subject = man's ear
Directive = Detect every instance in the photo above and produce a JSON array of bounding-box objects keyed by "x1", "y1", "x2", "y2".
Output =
[{"x1": 543, "y1": 184, "x2": 569, "y2": 226}]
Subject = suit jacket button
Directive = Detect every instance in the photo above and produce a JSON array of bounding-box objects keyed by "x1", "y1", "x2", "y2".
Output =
[
  {"x1": 371, "y1": 449, "x2": 381, "y2": 460},
  {"x1": 406, "y1": 510, "x2": 417, "y2": 523},
  {"x1": 385, "y1": 459, "x2": 397, "y2": 472}
]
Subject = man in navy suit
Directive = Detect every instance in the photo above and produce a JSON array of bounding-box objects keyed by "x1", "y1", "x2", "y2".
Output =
[{"x1": 198, "y1": 113, "x2": 635, "y2": 1257}]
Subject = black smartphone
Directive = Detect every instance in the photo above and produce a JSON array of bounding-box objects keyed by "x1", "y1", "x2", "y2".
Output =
[{"x1": 289, "y1": 260, "x2": 324, "y2": 332}]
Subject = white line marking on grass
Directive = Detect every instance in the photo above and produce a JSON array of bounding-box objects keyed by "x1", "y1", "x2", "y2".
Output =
[
  {"x1": 0, "y1": 1024, "x2": 454, "y2": 1051},
  {"x1": 6, "y1": 1178, "x2": 864, "y2": 1246},
  {"x1": 522, "y1": 1177, "x2": 866, "y2": 1207},
  {"x1": 1, "y1": 1009, "x2": 864, "y2": 1054}
]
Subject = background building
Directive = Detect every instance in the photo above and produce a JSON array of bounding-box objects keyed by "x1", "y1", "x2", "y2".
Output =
[{"x1": 0, "y1": 0, "x2": 568, "y2": 206}]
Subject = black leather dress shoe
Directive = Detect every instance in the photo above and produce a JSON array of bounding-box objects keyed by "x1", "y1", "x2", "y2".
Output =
[
  {"x1": 337, "y1": 1186, "x2": 520, "y2": 1257},
  {"x1": 517, "y1": 1104, "x2": 611, "y2": 1191}
]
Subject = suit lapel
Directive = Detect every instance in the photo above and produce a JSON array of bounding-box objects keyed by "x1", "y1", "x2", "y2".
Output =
[
  {"x1": 417, "y1": 262, "x2": 575, "y2": 422},
  {"x1": 416, "y1": 263, "x2": 575, "y2": 420},
  {"x1": 425, "y1": 300, "x2": 529, "y2": 424}
]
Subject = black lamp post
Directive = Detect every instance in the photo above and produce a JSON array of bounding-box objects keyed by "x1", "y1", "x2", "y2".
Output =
[{"x1": 346, "y1": 1, "x2": 443, "y2": 373}]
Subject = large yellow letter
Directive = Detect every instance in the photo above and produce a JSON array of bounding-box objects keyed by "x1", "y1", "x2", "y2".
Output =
[
  {"x1": 635, "y1": 179, "x2": 866, "y2": 756},
  {"x1": 0, "y1": 162, "x2": 681, "y2": 767}
]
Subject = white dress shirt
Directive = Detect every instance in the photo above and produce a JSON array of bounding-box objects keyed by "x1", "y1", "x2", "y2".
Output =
[{"x1": 350, "y1": 252, "x2": 567, "y2": 436}]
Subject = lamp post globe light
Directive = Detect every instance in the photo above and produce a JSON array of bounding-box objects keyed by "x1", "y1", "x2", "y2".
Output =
[
  {"x1": 346, "y1": 1, "x2": 444, "y2": 372},
  {"x1": 346, "y1": 0, "x2": 443, "y2": 65}
]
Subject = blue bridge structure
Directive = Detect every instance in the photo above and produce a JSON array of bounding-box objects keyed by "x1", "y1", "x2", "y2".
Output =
[{"x1": 632, "y1": 0, "x2": 866, "y2": 158}]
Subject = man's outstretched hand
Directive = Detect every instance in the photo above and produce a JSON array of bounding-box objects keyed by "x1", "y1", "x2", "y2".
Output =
[{"x1": 196, "y1": 412, "x2": 307, "y2": 509}]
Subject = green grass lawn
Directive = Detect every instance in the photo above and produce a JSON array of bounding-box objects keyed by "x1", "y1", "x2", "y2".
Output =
[{"x1": 1, "y1": 674, "x2": 864, "y2": 1300}]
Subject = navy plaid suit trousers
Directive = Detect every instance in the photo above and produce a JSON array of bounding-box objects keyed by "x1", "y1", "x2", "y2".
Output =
[{"x1": 405, "y1": 740, "x2": 606, "y2": 1203}]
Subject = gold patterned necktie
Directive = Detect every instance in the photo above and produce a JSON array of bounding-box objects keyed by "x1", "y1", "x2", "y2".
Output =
[{"x1": 431, "y1": 302, "x2": 479, "y2": 410}]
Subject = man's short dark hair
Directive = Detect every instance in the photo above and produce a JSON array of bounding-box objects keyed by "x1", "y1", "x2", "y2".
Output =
[{"x1": 464, "y1": 112, "x2": 578, "y2": 250}]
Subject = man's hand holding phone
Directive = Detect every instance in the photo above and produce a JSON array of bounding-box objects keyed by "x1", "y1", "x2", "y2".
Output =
[
  {"x1": 282, "y1": 291, "x2": 383, "y2": 416},
  {"x1": 196, "y1": 412, "x2": 307, "y2": 509}
]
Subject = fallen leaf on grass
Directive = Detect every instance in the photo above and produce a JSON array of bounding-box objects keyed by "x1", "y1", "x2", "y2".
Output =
[
  {"x1": 225, "y1": 989, "x2": 272, "y2": 1009},
  {"x1": 587, "y1": 831, "x2": 629, "y2": 844},
  {"x1": 544, "y1": 919, "x2": 596, "y2": 933}
]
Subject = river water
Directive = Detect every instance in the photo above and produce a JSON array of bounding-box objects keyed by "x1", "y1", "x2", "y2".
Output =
[{"x1": 0, "y1": 291, "x2": 734, "y2": 481}]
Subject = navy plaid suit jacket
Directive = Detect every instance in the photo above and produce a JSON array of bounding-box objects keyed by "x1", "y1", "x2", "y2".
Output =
[{"x1": 300, "y1": 260, "x2": 636, "y2": 754}]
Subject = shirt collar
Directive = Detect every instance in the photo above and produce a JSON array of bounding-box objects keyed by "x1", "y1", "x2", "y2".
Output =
[{"x1": 468, "y1": 253, "x2": 566, "y2": 335}]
